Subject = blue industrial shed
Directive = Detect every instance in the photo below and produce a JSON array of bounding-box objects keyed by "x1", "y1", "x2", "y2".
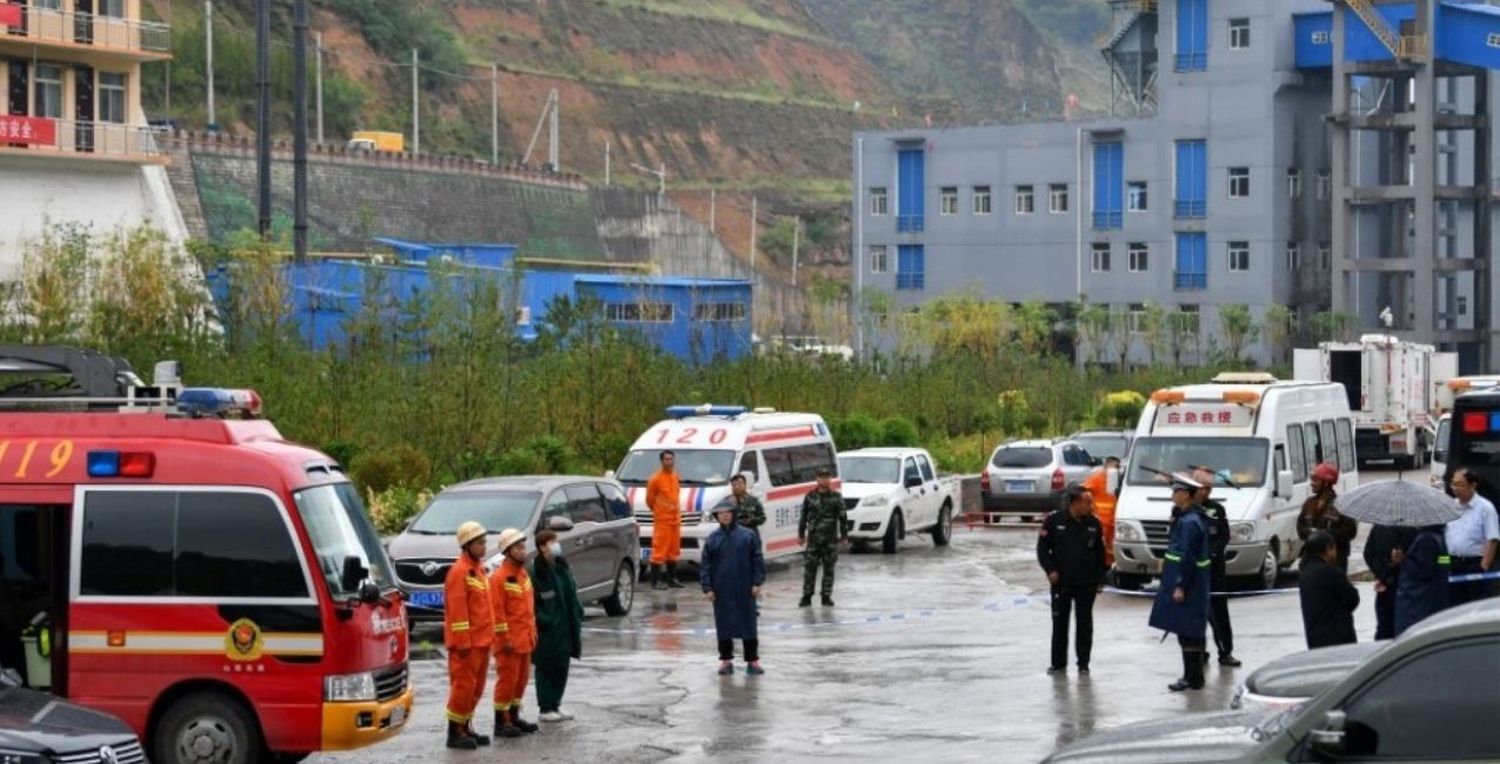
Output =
[
  {"x1": 1295, "y1": 2, "x2": 1500, "y2": 70},
  {"x1": 206, "y1": 240, "x2": 754, "y2": 362}
]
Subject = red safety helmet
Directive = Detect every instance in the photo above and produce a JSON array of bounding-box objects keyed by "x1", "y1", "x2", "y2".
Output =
[{"x1": 1311, "y1": 462, "x2": 1340, "y2": 485}]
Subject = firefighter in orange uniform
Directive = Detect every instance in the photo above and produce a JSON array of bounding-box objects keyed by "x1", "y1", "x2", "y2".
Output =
[
  {"x1": 443, "y1": 521, "x2": 494, "y2": 751},
  {"x1": 646, "y1": 450, "x2": 684, "y2": 590},
  {"x1": 490, "y1": 528, "x2": 539, "y2": 739},
  {"x1": 1081, "y1": 456, "x2": 1121, "y2": 568}
]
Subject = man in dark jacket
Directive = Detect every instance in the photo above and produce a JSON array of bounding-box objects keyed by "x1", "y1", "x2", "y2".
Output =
[
  {"x1": 1149, "y1": 474, "x2": 1212, "y2": 692},
  {"x1": 1299, "y1": 530, "x2": 1360, "y2": 649},
  {"x1": 1395, "y1": 524, "x2": 1451, "y2": 637},
  {"x1": 1192, "y1": 468, "x2": 1239, "y2": 668},
  {"x1": 1037, "y1": 485, "x2": 1107, "y2": 676},
  {"x1": 530, "y1": 530, "x2": 584, "y2": 723},
  {"x1": 702, "y1": 499, "x2": 766, "y2": 675},
  {"x1": 1298, "y1": 462, "x2": 1358, "y2": 572},
  {"x1": 1364, "y1": 524, "x2": 1415, "y2": 640}
]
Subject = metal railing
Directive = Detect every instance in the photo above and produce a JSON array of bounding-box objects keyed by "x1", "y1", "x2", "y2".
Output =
[
  {"x1": 1173, "y1": 199, "x2": 1207, "y2": 219},
  {"x1": 896, "y1": 214, "x2": 925, "y2": 233},
  {"x1": 1173, "y1": 271, "x2": 1208, "y2": 291},
  {"x1": 1, "y1": 5, "x2": 170, "y2": 54},
  {"x1": 3, "y1": 120, "x2": 163, "y2": 159},
  {"x1": 1092, "y1": 210, "x2": 1123, "y2": 230}
]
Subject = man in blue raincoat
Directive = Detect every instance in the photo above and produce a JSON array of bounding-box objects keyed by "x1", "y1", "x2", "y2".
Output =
[
  {"x1": 701, "y1": 498, "x2": 767, "y2": 676},
  {"x1": 1149, "y1": 473, "x2": 1213, "y2": 692}
]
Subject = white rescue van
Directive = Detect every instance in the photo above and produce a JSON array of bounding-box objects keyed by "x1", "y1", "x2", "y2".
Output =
[
  {"x1": 1112, "y1": 374, "x2": 1358, "y2": 591},
  {"x1": 615, "y1": 405, "x2": 838, "y2": 565}
]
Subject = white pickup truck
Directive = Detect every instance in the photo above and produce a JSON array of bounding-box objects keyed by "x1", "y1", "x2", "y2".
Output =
[{"x1": 836, "y1": 448, "x2": 960, "y2": 553}]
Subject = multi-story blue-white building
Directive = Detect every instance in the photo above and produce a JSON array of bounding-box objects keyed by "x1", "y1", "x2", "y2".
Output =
[{"x1": 853, "y1": 0, "x2": 1500, "y2": 371}]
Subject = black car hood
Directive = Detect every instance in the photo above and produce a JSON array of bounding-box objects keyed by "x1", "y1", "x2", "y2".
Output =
[
  {"x1": 1043, "y1": 709, "x2": 1269, "y2": 764},
  {"x1": 1245, "y1": 642, "x2": 1384, "y2": 700},
  {"x1": 0, "y1": 684, "x2": 136, "y2": 753}
]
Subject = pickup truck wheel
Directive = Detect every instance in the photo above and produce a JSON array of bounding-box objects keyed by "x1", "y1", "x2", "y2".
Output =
[
  {"x1": 601, "y1": 562, "x2": 635, "y2": 616},
  {"x1": 153, "y1": 691, "x2": 262, "y2": 764},
  {"x1": 932, "y1": 503, "x2": 953, "y2": 546},
  {"x1": 882, "y1": 511, "x2": 903, "y2": 554},
  {"x1": 1112, "y1": 571, "x2": 1145, "y2": 591}
]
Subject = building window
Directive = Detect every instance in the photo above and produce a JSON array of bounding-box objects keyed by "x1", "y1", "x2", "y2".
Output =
[
  {"x1": 99, "y1": 72, "x2": 127, "y2": 124},
  {"x1": 1091, "y1": 242, "x2": 1111, "y2": 273},
  {"x1": 1319, "y1": 241, "x2": 1331, "y2": 270},
  {"x1": 605, "y1": 303, "x2": 674, "y2": 323},
  {"x1": 1312, "y1": 31, "x2": 1330, "y2": 45},
  {"x1": 34, "y1": 64, "x2": 63, "y2": 119},
  {"x1": 693, "y1": 302, "x2": 747, "y2": 322},
  {"x1": 1229, "y1": 241, "x2": 1250, "y2": 272},
  {"x1": 1128, "y1": 181, "x2": 1148, "y2": 212},
  {"x1": 1228, "y1": 167, "x2": 1250, "y2": 199},
  {"x1": 940, "y1": 186, "x2": 959, "y2": 216},
  {"x1": 1285, "y1": 242, "x2": 1301, "y2": 272},
  {"x1": 1175, "y1": 232, "x2": 1208, "y2": 290},
  {"x1": 973, "y1": 185, "x2": 992, "y2": 215},
  {"x1": 1174, "y1": 139, "x2": 1207, "y2": 219},
  {"x1": 1287, "y1": 168, "x2": 1302, "y2": 199},
  {"x1": 1049, "y1": 184, "x2": 1069, "y2": 214},
  {"x1": 870, "y1": 187, "x2": 888, "y2": 216},
  {"x1": 1128, "y1": 303, "x2": 1146, "y2": 334},
  {"x1": 1316, "y1": 169, "x2": 1331, "y2": 200},
  {"x1": 99, "y1": 0, "x2": 125, "y2": 17},
  {"x1": 1175, "y1": 0, "x2": 1208, "y2": 71},
  {"x1": 1489, "y1": 33, "x2": 1500, "y2": 49},
  {"x1": 1015, "y1": 185, "x2": 1035, "y2": 215},
  {"x1": 896, "y1": 146, "x2": 925, "y2": 232},
  {"x1": 1458, "y1": 296, "x2": 1469, "y2": 316},
  {"x1": 896, "y1": 244, "x2": 925, "y2": 291},
  {"x1": 1092, "y1": 141, "x2": 1123, "y2": 229},
  {"x1": 1229, "y1": 18, "x2": 1250, "y2": 50},
  {"x1": 1178, "y1": 304, "x2": 1201, "y2": 335},
  {"x1": 1128, "y1": 243, "x2": 1148, "y2": 272},
  {"x1": 869, "y1": 245, "x2": 889, "y2": 274}
]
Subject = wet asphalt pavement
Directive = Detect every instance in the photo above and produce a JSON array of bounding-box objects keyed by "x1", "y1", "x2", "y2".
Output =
[{"x1": 314, "y1": 471, "x2": 1404, "y2": 763}]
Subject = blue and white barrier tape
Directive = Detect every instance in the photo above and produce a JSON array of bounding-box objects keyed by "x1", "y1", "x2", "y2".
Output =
[
  {"x1": 582, "y1": 594, "x2": 1038, "y2": 637},
  {"x1": 1449, "y1": 570, "x2": 1500, "y2": 584},
  {"x1": 1103, "y1": 586, "x2": 1295, "y2": 598}
]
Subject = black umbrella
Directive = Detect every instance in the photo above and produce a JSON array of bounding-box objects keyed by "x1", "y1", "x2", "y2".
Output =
[{"x1": 1334, "y1": 480, "x2": 1464, "y2": 528}]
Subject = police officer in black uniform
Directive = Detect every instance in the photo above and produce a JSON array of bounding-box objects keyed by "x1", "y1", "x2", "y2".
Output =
[
  {"x1": 1192, "y1": 467, "x2": 1241, "y2": 668},
  {"x1": 1037, "y1": 485, "x2": 1108, "y2": 676}
]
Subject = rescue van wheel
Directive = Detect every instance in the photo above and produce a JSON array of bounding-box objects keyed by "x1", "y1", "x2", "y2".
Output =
[
  {"x1": 932, "y1": 503, "x2": 953, "y2": 546},
  {"x1": 602, "y1": 561, "x2": 635, "y2": 616},
  {"x1": 882, "y1": 511, "x2": 903, "y2": 554},
  {"x1": 154, "y1": 691, "x2": 262, "y2": 764}
]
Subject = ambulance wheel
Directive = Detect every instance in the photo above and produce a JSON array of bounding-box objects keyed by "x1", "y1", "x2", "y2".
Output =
[
  {"x1": 154, "y1": 691, "x2": 262, "y2": 764},
  {"x1": 882, "y1": 511, "x2": 903, "y2": 554},
  {"x1": 932, "y1": 503, "x2": 953, "y2": 546},
  {"x1": 1255, "y1": 543, "x2": 1280, "y2": 591},
  {"x1": 602, "y1": 561, "x2": 635, "y2": 616}
]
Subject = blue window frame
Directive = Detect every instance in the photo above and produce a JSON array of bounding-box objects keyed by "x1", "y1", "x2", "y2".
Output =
[
  {"x1": 896, "y1": 245, "x2": 925, "y2": 290},
  {"x1": 1175, "y1": 0, "x2": 1208, "y2": 72},
  {"x1": 897, "y1": 147, "x2": 925, "y2": 232},
  {"x1": 1092, "y1": 141, "x2": 1124, "y2": 230},
  {"x1": 1174, "y1": 233, "x2": 1208, "y2": 290},
  {"x1": 1174, "y1": 140, "x2": 1207, "y2": 219}
]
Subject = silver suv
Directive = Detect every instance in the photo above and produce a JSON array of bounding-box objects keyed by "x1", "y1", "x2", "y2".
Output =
[
  {"x1": 980, "y1": 439, "x2": 1099, "y2": 521},
  {"x1": 387, "y1": 476, "x2": 640, "y2": 623}
]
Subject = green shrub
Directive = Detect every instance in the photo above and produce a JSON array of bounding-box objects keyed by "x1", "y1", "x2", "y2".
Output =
[
  {"x1": 1097, "y1": 390, "x2": 1147, "y2": 429},
  {"x1": 368, "y1": 485, "x2": 431, "y2": 536},
  {"x1": 351, "y1": 445, "x2": 433, "y2": 494},
  {"x1": 829, "y1": 412, "x2": 880, "y2": 451},
  {"x1": 322, "y1": 440, "x2": 362, "y2": 469},
  {"x1": 495, "y1": 436, "x2": 578, "y2": 476},
  {"x1": 878, "y1": 416, "x2": 919, "y2": 447}
]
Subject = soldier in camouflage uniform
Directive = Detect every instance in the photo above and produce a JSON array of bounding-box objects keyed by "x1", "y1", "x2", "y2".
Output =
[
  {"x1": 730, "y1": 473, "x2": 767, "y2": 539},
  {"x1": 798, "y1": 467, "x2": 848, "y2": 607}
]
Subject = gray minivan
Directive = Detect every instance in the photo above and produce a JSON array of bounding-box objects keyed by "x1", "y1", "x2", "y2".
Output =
[{"x1": 387, "y1": 476, "x2": 639, "y2": 622}]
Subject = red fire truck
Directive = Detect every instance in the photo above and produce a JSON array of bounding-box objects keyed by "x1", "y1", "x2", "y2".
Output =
[{"x1": 0, "y1": 348, "x2": 412, "y2": 763}]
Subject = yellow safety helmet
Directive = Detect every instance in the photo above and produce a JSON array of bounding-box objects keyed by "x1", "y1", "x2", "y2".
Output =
[
  {"x1": 456, "y1": 521, "x2": 488, "y2": 548},
  {"x1": 496, "y1": 527, "x2": 527, "y2": 554}
]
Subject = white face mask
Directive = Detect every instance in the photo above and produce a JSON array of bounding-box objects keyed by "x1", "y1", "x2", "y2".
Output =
[
  {"x1": 1105, "y1": 468, "x2": 1119, "y2": 496},
  {"x1": 548, "y1": 542, "x2": 563, "y2": 557}
]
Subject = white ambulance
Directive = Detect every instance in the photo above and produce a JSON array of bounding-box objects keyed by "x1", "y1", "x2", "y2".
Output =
[
  {"x1": 1112, "y1": 373, "x2": 1358, "y2": 591},
  {"x1": 614, "y1": 405, "x2": 839, "y2": 565}
]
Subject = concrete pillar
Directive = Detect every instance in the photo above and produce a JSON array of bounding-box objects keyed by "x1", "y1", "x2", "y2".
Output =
[
  {"x1": 1410, "y1": 0, "x2": 1437, "y2": 338},
  {"x1": 1331, "y1": 6, "x2": 1351, "y2": 319}
]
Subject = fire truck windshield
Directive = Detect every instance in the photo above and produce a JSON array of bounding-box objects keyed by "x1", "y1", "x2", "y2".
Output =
[{"x1": 294, "y1": 483, "x2": 396, "y2": 595}]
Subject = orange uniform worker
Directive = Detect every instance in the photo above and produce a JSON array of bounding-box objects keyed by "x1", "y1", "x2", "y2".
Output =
[
  {"x1": 490, "y1": 528, "x2": 539, "y2": 739},
  {"x1": 1081, "y1": 456, "x2": 1121, "y2": 568},
  {"x1": 646, "y1": 450, "x2": 685, "y2": 590},
  {"x1": 443, "y1": 521, "x2": 494, "y2": 751}
]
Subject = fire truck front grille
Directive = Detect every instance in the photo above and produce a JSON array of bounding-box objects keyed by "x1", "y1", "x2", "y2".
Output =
[
  {"x1": 374, "y1": 661, "x2": 410, "y2": 703},
  {"x1": 56, "y1": 741, "x2": 147, "y2": 764}
]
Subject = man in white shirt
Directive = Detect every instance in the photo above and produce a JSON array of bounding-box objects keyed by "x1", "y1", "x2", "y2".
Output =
[{"x1": 1445, "y1": 469, "x2": 1500, "y2": 604}]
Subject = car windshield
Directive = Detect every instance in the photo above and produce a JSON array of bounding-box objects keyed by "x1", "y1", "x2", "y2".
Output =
[
  {"x1": 992, "y1": 447, "x2": 1052, "y2": 469},
  {"x1": 1127, "y1": 437, "x2": 1269, "y2": 487},
  {"x1": 294, "y1": 482, "x2": 397, "y2": 595},
  {"x1": 1073, "y1": 434, "x2": 1129, "y2": 462},
  {"x1": 410, "y1": 491, "x2": 541, "y2": 535},
  {"x1": 616, "y1": 449, "x2": 736, "y2": 486},
  {"x1": 838, "y1": 456, "x2": 901, "y2": 484}
]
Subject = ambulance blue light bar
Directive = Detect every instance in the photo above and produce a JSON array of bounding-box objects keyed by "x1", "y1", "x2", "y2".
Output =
[
  {"x1": 87, "y1": 450, "x2": 155, "y2": 478},
  {"x1": 664, "y1": 404, "x2": 748, "y2": 419},
  {"x1": 177, "y1": 388, "x2": 263, "y2": 417}
]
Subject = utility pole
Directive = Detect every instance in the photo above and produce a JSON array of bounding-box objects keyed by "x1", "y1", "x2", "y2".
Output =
[
  {"x1": 604, "y1": 142, "x2": 610, "y2": 185},
  {"x1": 791, "y1": 215, "x2": 800, "y2": 286},
  {"x1": 255, "y1": 0, "x2": 271, "y2": 239},
  {"x1": 657, "y1": 162, "x2": 665, "y2": 200},
  {"x1": 411, "y1": 48, "x2": 420, "y2": 157},
  {"x1": 490, "y1": 63, "x2": 499, "y2": 165},
  {"x1": 709, "y1": 188, "x2": 716, "y2": 231},
  {"x1": 205, "y1": 0, "x2": 215, "y2": 129},
  {"x1": 315, "y1": 31, "x2": 324, "y2": 144},
  {"x1": 293, "y1": 0, "x2": 309, "y2": 263},
  {"x1": 549, "y1": 88, "x2": 559, "y2": 171},
  {"x1": 750, "y1": 196, "x2": 758, "y2": 270}
]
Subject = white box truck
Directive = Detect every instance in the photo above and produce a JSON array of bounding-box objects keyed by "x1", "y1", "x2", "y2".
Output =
[{"x1": 1293, "y1": 334, "x2": 1457, "y2": 468}]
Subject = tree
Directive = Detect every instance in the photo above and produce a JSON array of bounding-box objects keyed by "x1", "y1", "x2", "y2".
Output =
[
  {"x1": 1262, "y1": 304, "x2": 1295, "y2": 365},
  {"x1": 1138, "y1": 301, "x2": 1167, "y2": 367},
  {"x1": 900, "y1": 289, "x2": 1012, "y2": 357},
  {"x1": 1108, "y1": 309, "x2": 1133, "y2": 370},
  {"x1": 1167, "y1": 308, "x2": 1198, "y2": 367},
  {"x1": 1014, "y1": 299, "x2": 1056, "y2": 356},
  {"x1": 1309, "y1": 310, "x2": 1359, "y2": 343},
  {"x1": 1219, "y1": 303, "x2": 1259, "y2": 363},
  {"x1": 1074, "y1": 302, "x2": 1109, "y2": 366}
]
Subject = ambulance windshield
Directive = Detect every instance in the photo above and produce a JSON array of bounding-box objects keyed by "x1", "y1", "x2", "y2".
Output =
[
  {"x1": 295, "y1": 483, "x2": 397, "y2": 595},
  {"x1": 1126, "y1": 437, "x2": 1269, "y2": 487},
  {"x1": 616, "y1": 449, "x2": 736, "y2": 486}
]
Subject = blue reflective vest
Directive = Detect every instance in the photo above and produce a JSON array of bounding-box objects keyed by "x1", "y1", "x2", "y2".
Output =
[{"x1": 1149, "y1": 506, "x2": 1213, "y2": 638}]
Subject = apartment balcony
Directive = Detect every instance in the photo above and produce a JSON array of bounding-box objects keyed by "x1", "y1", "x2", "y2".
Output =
[
  {"x1": 1173, "y1": 199, "x2": 1206, "y2": 219},
  {"x1": 0, "y1": 4, "x2": 170, "y2": 61},
  {"x1": 1173, "y1": 271, "x2": 1207, "y2": 291},
  {"x1": 896, "y1": 214, "x2": 925, "y2": 233},
  {"x1": 0, "y1": 116, "x2": 166, "y2": 164},
  {"x1": 1091, "y1": 210, "x2": 1123, "y2": 230}
]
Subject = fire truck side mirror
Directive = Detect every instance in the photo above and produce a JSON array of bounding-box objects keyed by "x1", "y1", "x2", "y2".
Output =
[
  {"x1": 358, "y1": 580, "x2": 381, "y2": 605},
  {"x1": 340, "y1": 555, "x2": 369, "y2": 596}
]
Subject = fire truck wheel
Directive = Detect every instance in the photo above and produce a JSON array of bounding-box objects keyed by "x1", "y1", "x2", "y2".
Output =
[{"x1": 154, "y1": 691, "x2": 263, "y2": 764}]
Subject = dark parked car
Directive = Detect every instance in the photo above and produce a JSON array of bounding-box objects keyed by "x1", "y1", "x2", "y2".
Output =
[
  {"x1": 387, "y1": 476, "x2": 639, "y2": 622},
  {"x1": 1230, "y1": 641, "x2": 1382, "y2": 712},
  {"x1": 0, "y1": 667, "x2": 146, "y2": 762}
]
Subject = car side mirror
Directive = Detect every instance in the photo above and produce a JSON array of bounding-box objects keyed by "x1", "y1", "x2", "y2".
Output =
[
  {"x1": 1275, "y1": 470, "x2": 1294, "y2": 500},
  {"x1": 548, "y1": 515, "x2": 576, "y2": 532},
  {"x1": 340, "y1": 555, "x2": 369, "y2": 595},
  {"x1": 905, "y1": 475, "x2": 923, "y2": 489},
  {"x1": 1088, "y1": 456, "x2": 1102, "y2": 467},
  {"x1": 1307, "y1": 710, "x2": 1347, "y2": 755},
  {"x1": 604, "y1": 470, "x2": 616, "y2": 479}
]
